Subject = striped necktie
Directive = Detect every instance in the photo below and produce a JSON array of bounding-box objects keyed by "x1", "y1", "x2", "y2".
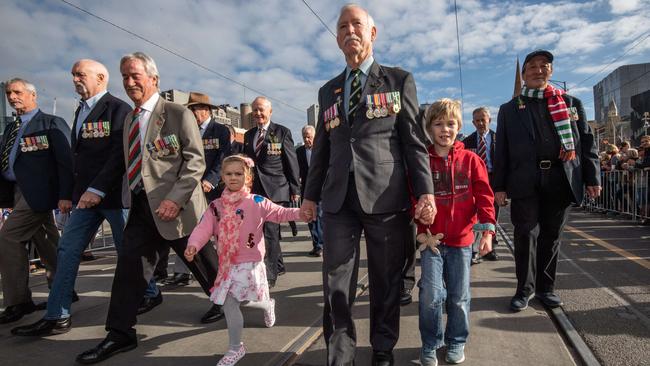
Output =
[
  {"x1": 255, "y1": 128, "x2": 265, "y2": 156},
  {"x1": 1, "y1": 116, "x2": 22, "y2": 171},
  {"x1": 348, "y1": 68, "x2": 362, "y2": 118},
  {"x1": 477, "y1": 135, "x2": 487, "y2": 163},
  {"x1": 127, "y1": 108, "x2": 144, "y2": 192}
]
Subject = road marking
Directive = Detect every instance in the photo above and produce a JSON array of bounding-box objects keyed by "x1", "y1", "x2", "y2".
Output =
[{"x1": 565, "y1": 225, "x2": 650, "y2": 270}]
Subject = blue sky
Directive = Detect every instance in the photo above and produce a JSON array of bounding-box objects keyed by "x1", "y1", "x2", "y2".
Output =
[{"x1": 1, "y1": 0, "x2": 649, "y2": 138}]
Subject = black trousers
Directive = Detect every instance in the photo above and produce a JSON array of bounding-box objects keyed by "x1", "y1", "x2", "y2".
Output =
[
  {"x1": 510, "y1": 166, "x2": 573, "y2": 296},
  {"x1": 401, "y1": 222, "x2": 417, "y2": 292},
  {"x1": 105, "y1": 192, "x2": 218, "y2": 341},
  {"x1": 321, "y1": 176, "x2": 409, "y2": 365}
]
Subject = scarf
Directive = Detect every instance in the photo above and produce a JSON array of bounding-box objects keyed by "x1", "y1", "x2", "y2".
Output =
[
  {"x1": 213, "y1": 186, "x2": 249, "y2": 289},
  {"x1": 521, "y1": 85, "x2": 576, "y2": 161}
]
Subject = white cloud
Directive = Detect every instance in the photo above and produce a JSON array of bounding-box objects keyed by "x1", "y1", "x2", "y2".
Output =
[{"x1": 608, "y1": 0, "x2": 648, "y2": 14}]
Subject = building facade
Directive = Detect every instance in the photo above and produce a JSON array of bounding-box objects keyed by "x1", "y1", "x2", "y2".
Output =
[{"x1": 593, "y1": 63, "x2": 650, "y2": 124}]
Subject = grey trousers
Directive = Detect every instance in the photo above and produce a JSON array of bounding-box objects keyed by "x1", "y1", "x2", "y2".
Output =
[{"x1": 0, "y1": 188, "x2": 58, "y2": 307}]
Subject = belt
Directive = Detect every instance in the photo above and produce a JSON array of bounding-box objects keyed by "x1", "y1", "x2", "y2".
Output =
[{"x1": 538, "y1": 160, "x2": 561, "y2": 170}]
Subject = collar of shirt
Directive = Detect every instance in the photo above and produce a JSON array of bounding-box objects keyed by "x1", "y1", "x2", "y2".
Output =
[
  {"x1": 255, "y1": 122, "x2": 271, "y2": 142},
  {"x1": 76, "y1": 90, "x2": 108, "y2": 135},
  {"x1": 199, "y1": 117, "x2": 211, "y2": 137},
  {"x1": 136, "y1": 93, "x2": 160, "y2": 146},
  {"x1": 18, "y1": 108, "x2": 39, "y2": 124},
  {"x1": 344, "y1": 55, "x2": 374, "y2": 115}
]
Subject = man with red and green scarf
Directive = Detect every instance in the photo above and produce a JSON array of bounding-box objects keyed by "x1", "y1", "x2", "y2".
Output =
[{"x1": 493, "y1": 49, "x2": 601, "y2": 312}]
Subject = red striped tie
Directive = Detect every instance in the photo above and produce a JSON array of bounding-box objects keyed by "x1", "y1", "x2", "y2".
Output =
[
  {"x1": 128, "y1": 107, "x2": 143, "y2": 192},
  {"x1": 255, "y1": 128, "x2": 265, "y2": 156},
  {"x1": 477, "y1": 135, "x2": 487, "y2": 163}
]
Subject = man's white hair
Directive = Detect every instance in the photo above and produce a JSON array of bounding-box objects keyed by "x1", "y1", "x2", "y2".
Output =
[
  {"x1": 338, "y1": 4, "x2": 375, "y2": 29},
  {"x1": 5, "y1": 77, "x2": 37, "y2": 95}
]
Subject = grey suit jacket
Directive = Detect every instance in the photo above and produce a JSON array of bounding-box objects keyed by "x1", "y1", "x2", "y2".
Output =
[
  {"x1": 304, "y1": 61, "x2": 433, "y2": 214},
  {"x1": 122, "y1": 97, "x2": 207, "y2": 240}
]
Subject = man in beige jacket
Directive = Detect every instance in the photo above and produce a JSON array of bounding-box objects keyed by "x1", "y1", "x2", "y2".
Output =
[{"x1": 76, "y1": 52, "x2": 218, "y2": 364}]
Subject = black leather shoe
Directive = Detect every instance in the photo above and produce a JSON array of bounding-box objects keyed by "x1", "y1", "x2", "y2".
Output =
[
  {"x1": 11, "y1": 317, "x2": 71, "y2": 336},
  {"x1": 0, "y1": 302, "x2": 36, "y2": 324},
  {"x1": 136, "y1": 292, "x2": 162, "y2": 315},
  {"x1": 76, "y1": 337, "x2": 137, "y2": 364},
  {"x1": 471, "y1": 252, "x2": 482, "y2": 265},
  {"x1": 400, "y1": 288, "x2": 413, "y2": 306},
  {"x1": 482, "y1": 250, "x2": 499, "y2": 261},
  {"x1": 291, "y1": 223, "x2": 298, "y2": 237},
  {"x1": 372, "y1": 350, "x2": 394, "y2": 366},
  {"x1": 162, "y1": 273, "x2": 191, "y2": 286},
  {"x1": 200, "y1": 304, "x2": 225, "y2": 324},
  {"x1": 536, "y1": 292, "x2": 563, "y2": 308},
  {"x1": 308, "y1": 248, "x2": 322, "y2": 257},
  {"x1": 510, "y1": 293, "x2": 534, "y2": 312},
  {"x1": 268, "y1": 279, "x2": 276, "y2": 288},
  {"x1": 278, "y1": 268, "x2": 286, "y2": 276},
  {"x1": 153, "y1": 271, "x2": 168, "y2": 282}
]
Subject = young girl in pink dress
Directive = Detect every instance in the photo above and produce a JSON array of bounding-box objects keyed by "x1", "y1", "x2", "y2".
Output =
[{"x1": 184, "y1": 154, "x2": 303, "y2": 366}]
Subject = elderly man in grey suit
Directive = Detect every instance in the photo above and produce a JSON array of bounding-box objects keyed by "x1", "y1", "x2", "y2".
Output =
[
  {"x1": 76, "y1": 52, "x2": 218, "y2": 364},
  {"x1": 301, "y1": 4, "x2": 436, "y2": 366}
]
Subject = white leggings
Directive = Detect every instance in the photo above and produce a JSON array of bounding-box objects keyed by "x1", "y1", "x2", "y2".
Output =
[{"x1": 222, "y1": 294, "x2": 274, "y2": 350}]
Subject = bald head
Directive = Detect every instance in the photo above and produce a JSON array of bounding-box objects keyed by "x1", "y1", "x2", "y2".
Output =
[{"x1": 71, "y1": 59, "x2": 109, "y2": 100}]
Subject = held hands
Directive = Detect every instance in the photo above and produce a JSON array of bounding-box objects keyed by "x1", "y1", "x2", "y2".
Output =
[
  {"x1": 586, "y1": 186, "x2": 602, "y2": 198},
  {"x1": 478, "y1": 232, "x2": 493, "y2": 256},
  {"x1": 291, "y1": 194, "x2": 301, "y2": 204},
  {"x1": 414, "y1": 194, "x2": 436, "y2": 225},
  {"x1": 77, "y1": 191, "x2": 102, "y2": 209},
  {"x1": 184, "y1": 246, "x2": 197, "y2": 262},
  {"x1": 58, "y1": 200, "x2": 72, "y2": 214},
  {"x1": 201, "y1": 180, "x2": 214, "y2": 193},
  {"x1": 494, "y1": 192, "x2": 508, "y2": 207},
  {"x1": 156, "y1": 199, "x2": 180, "y2": 221},
  {"x1": 301, "y1": 199, "x2": 317, "y2": 222}
]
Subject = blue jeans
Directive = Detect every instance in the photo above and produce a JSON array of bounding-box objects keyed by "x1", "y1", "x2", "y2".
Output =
[
  {"x1": 418, "y1": 245, "x2": 472, "y2": 352},
  {"x1": 308, "y1": 203, "x2": 324, "y2": 250},
  {"x1": 45, "y1": 208, "x2": 158, "y2": 320}
]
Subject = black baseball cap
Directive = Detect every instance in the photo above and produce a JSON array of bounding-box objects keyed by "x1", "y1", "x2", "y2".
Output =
[{"x1": 522, "y1": 49, "x2": 553, "y2": 71}]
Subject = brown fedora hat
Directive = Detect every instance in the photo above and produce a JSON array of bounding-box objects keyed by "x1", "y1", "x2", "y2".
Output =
[{"x1": 185, "y1": 92, "x2": 217, "y2": 109}]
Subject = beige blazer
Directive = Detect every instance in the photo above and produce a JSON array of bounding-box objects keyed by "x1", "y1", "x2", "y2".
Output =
[{"x1": 122, "y1": 97, "x2": 207, "y2": 240}]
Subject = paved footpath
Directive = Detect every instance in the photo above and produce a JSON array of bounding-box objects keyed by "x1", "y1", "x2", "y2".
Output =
[{"x1": 0, "y1": 224, "x2": 577, "y2": 366}]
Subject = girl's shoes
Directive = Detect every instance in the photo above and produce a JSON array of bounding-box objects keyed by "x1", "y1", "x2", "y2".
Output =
[
  {"x1": 264, "y1": 299, "x2": 276, "y2": 327},
  {"x1": 217, "y1": 343, "x2": 246, "y2": 366}
]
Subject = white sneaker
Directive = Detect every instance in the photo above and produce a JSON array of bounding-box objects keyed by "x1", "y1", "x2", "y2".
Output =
[
  {"x1": 264, "y1": 299, "x2": 276, "y2": 327},
  {"x1": 216, "y1": 343, "x2": 246, "y2": 366}
]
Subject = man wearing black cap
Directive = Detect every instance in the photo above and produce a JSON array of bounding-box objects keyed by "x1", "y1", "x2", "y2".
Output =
[{"x1": 493, "y1": 49, "x2": 601, "y2": 312}]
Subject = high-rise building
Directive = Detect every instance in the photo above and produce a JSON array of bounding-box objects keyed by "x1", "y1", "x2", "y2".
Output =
[
  {"x1": 593, "y1": 63, "x2": 650, "y2": 123},
  {"x1": 160, "y1": 89, "x2": 190, "y2": 105},
  {"x1": 240, "y1": 103, "x2": 252, "y2": 130},
  {"x1": 307, "y1": 104, "x2": 319, "y2": 127}
]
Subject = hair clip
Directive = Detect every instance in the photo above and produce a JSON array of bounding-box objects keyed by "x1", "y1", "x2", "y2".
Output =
[
  {"x1": 241, "y1": 157, "x2": 255, "y2": 168},
  {"x1": 246, "y1": 233, "x2": 255, "y2": 248}
]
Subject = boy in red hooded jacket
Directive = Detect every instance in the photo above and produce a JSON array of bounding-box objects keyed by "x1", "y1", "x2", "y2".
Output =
[{"x1": 417, "y1": 98, "x2": 495, "y2": 366}]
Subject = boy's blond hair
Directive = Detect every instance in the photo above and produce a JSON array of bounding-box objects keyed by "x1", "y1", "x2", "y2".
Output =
[{"x1": 423, "y1": 98, "x2": 463, "y2": 141}]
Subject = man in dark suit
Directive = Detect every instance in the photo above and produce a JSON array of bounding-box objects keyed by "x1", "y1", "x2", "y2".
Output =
[
  {"x1": 493, "y1": 49, "x2": 601, "y2": 312},
  {"x1": 10, "y1": 59, "x2": 135, "y2": 336},
  {"x1": 76, "y1": 52, "x2": 218, "y2": 364},
  {"x1": 0, "y1": 77, "x2": 73, "y2": 324},
  {"x1": 463, "y1": 107, "x2": 499, "y2": 263},
  {"x1": 158, "y1": 91, "x2": 228, "y2": 323},
  {"x1": 296, "y1": 125, "x2": 323, "y2": 257},
  {"x1": 300, "y1": 5, "x2": 435, "y2": 366},
  {"x1": 243, "y1": 96, "x2": 300, "y2": 288},
  {"x1": 227, "y1": 124, "x2": 244, "y2": 155}
]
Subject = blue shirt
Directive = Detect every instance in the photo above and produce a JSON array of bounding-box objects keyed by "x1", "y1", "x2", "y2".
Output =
[
  {"x1": 343, "y1": 55, "x2": 374, "y2": 116},
  {"x1": 2, "y1": 108, "x2": 40, "y2": 181},
  {"x1": 75, "y1": 90, "x2": 108, "y2": 137},
  {"x1": 478, "y1": 131, "x2": 493, "y2": 172}
]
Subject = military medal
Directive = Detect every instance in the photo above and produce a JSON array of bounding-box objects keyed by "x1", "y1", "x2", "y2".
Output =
[
  {"x1": 20, "y1": 138, "x2": 27, "y2": 152},
  {"x1": 372, "y1": 94, "x2": 382, "y2": 118},
  {"x1": 82, "y1": 123, "x2": 89, "y2": 138},
  {"x1": 159, "y1": 138, "x2": 169, "y2": 156},
  {"x1": 569, "y1": 107, "x2": 579, "y2": 121},
  {"x1": 26, "y1": 137, "x2": 34, "y2": 151},
  {"x1": 366, "y1": 95, "x2": 375, "y2": 119},
  {"x1": 98, "y1": 121, "x2": 105, "y2": 137},
  {"x1": 146, "y1": 142, "x2": 157, "y2": 159},
  {"x1": 392, "y1": 92, "x2": 401, "y2": 114},
  {"x1": 380, "y1": 93, "x2": 388, "y2": 117},
  {"x1": 92, "y1": 122, "x2": 99, "y2": 138},
  {"x1": 103, "y1": 122, "x2": 111, "y2": 137}
]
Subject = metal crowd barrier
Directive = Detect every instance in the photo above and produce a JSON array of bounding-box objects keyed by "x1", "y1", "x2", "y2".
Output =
[{"x1": 583, "y1": 168, "x2": 650, "y2": 222}]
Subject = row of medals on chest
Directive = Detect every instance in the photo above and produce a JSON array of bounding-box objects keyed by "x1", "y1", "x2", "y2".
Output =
[
  {"x1": 20, "y1": 135, "x2": 49, "y2": 152},
  {"x1": 146, "y1": 134, "x2": 180, "y2": 159},
  {"x1": 82, "y1": 121, "x2": 111, "y2": 139},
  {"x1": 325, "y1": 91, "x2": 402, "y2": 130}
]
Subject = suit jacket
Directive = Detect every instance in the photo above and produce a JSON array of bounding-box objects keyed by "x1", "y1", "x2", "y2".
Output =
[
  {"x1": 304, "y1": 61, "x2": 433, "y2": 214},
  {"x1": 493, "y1": 95, "x2": 600, "y2": 202},
  {"x1": 296, "y1": 145, "x2": 310, "y2": 196},
  {"x1": 71, "y1": 92, "x2": 131, "y2": 208},
  {"x1": 122, "y1": 97, "x2": 207, "y2": 240},
  {"x1": 243, "y1": 122, "x2": 300, "y2": 203},
  {"x1": 201, "y1": 118, "x2": 231, "y2": 201},
  {"x1": 230, "y1": 141, "x2": 244, "y2": 155},
  {"x1": 0, "y1": 110, "x2": 73, "y2": 211},
  {"x1": 463, "y1": 129, "x2": 496, "y2": 172}
]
